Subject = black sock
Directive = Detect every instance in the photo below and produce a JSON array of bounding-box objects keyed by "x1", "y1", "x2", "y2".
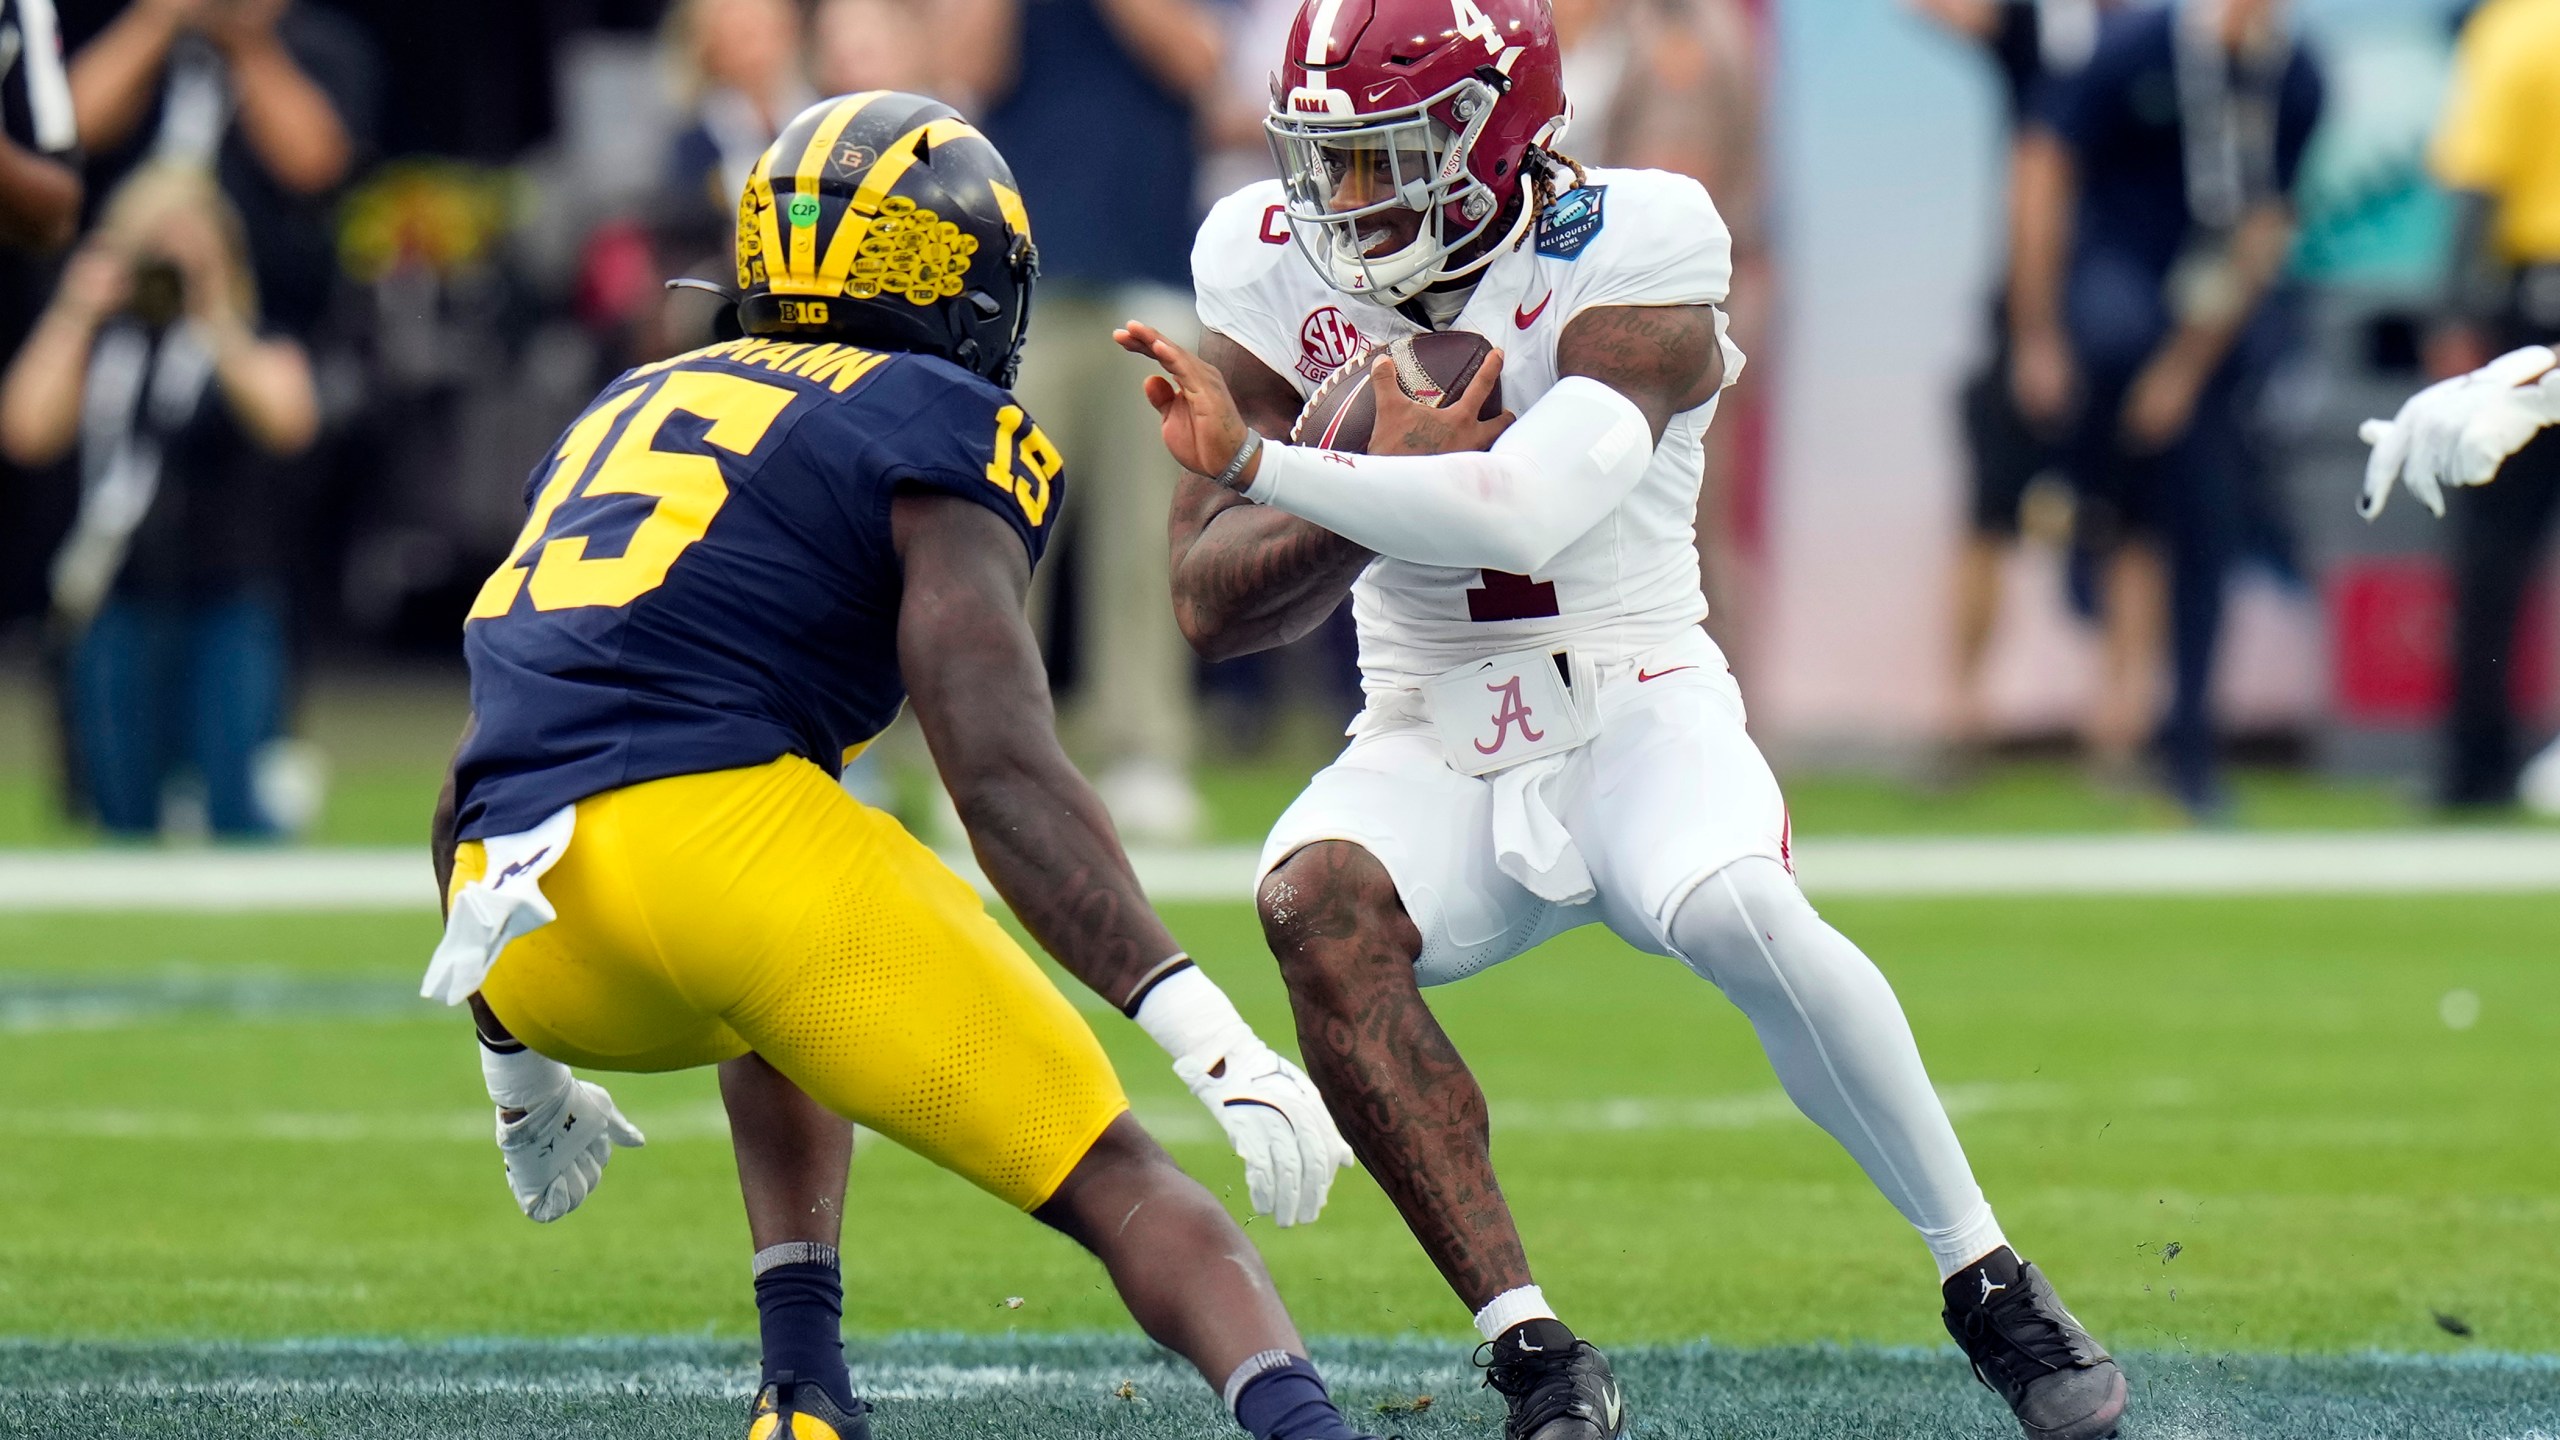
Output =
[
  {"x1": 1233, "y1": 1354, "x2": 1361, "y2": 1440},
  {"x1": 754, "y1": 1249, "x2": 855, "y2": 1413},
  {"x1": 1944, "y1": 1244, "x2": 2024, "y2": 1309}
]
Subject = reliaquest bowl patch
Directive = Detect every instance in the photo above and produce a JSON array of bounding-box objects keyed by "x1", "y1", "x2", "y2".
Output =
[{"x1": 1535, "y1": 186, "x2": 1607, "y2": 261}]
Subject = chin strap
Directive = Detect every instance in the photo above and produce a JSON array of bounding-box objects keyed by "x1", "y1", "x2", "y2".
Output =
[{"x1": 1406, "y1": 284, "x2": 1474, "y2": 329}]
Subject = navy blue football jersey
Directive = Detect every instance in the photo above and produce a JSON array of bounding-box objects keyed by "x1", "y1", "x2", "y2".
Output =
[{"x1": 453, "y1": 338, "x2": 1063, "y2": 840}]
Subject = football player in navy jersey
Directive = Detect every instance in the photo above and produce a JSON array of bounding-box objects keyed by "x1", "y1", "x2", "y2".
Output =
[{"x1": 423, "y1": 92, "x2": 1367, "y2": 1440}]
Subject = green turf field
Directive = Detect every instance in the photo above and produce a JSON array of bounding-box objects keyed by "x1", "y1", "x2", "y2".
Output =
[
  {"x1": 3, "y1": 893, "x2": 2557, "y2": 1435},
  {"x1": 0, "y1": 742, "x2": 2527, "y2": 851}
]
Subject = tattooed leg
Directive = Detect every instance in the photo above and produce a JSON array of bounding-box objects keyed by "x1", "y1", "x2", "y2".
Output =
[{"x1": 1258, "y1": 841, "x2": 1532, "y2": 1310}]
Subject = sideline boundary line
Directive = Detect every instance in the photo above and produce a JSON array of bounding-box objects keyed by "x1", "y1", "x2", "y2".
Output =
[{"x1": 0, "y1": 830, "x2": 2555, "y2": 911}]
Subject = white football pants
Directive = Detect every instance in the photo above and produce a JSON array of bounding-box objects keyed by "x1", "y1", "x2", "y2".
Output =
[{"x1": 1667, "y1": 856, "x2": 2006, "y2": 1279}]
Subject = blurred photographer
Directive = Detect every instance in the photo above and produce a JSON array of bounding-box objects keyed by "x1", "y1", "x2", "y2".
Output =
[
  {"x1": 68, "y1": 0, "x2": 377, "y2": 336},
  {"x1": 0, "y1": 164, "x2": 316, "y2": 839}
]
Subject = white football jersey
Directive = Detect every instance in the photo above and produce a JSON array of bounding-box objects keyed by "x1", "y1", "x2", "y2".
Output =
[{"x1": 1193, "y1": 166, "x2": 1746, "y2": 700}]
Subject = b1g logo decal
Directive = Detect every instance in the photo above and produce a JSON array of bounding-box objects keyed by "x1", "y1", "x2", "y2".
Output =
[
  {"x1": 1297, "y1": 307, "x2": 1365, "y2": 382},
  {"x1": 1535, "y1": 185, "x2": 1606, "y2": 261}
]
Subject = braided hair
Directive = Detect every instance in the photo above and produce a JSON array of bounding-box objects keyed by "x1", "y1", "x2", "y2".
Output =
[{"x1": 1513, "y1": 146, "x2": 1591, "y2": 249}]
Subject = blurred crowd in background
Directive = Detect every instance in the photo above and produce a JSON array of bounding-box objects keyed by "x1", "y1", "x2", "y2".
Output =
[
  {"x1": 1916, "y1": 0, "x2": 2560, "y2": 818},
  {"x1": 0, "y1": 0, "x2": 2549, "y2": 842}
]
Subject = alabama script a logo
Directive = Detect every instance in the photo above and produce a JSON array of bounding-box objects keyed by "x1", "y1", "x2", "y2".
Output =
[{"x1": 1474, "y1": 676, "x2": 1545, "y2": 756}]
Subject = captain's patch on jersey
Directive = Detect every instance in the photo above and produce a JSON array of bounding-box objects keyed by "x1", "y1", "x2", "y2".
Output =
[{"x1": 1534, "y1": 186, "x2": 1607, "y2": 261}]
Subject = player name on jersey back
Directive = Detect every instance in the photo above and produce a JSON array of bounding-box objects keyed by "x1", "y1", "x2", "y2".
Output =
[{"x1": 451, "y1": 340, "x2": 1064, "y2": 840}]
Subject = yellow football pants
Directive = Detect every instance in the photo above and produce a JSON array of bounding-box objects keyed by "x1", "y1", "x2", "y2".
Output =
[{"x1": 449, "y1": 755, "x2": 1130, "y2": 1210}]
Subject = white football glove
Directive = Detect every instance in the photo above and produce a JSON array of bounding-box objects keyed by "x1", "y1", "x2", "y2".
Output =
[
  {"x1": 2359, "y1": 345, "x2": 2560, "y2": 520},
  {"x1": 1133, "y1": 963, "x2": 1355, "y2": 1227},
  {"x1": 481, "y1": 1041, "x2": 645, "y2": 1223}
]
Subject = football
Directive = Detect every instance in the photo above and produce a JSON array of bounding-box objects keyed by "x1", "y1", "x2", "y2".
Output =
[{"x1": 1289, "y1": 330, "x2": 1502, "y2": 452}]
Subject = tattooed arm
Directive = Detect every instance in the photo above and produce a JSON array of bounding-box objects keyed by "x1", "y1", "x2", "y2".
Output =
[
  {"x1": 1127, "y1": 306, "x2": 1724, "y2": 576},
  {"x1": 895, "y1": 491, "x2": 1183, "y2": 1005},
  {"x1": 1166, "y1": 331, "x2": 1375, "y2": 662},
  {"x1": 1553, "y1": 303, "x2": 1726, "y2": 442}
]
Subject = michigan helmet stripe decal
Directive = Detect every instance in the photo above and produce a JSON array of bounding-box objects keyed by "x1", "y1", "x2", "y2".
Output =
[
  {"x1": 788, "y1": 91, "x2": 889, "y2": 280},
  {"x1": 817, "y1": 117, "x2": 987, "y2": 289},
  {"x1": 990, "y1": 181, "x2": 1031, "y2": 242},
  {"x1": 747, "y1": 142, "x2": 787, "y2": 293}
]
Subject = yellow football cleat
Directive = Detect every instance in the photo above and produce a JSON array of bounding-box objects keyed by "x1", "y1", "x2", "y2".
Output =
[{"x1": 747, "y1": 1374, "x2": 872, "y2": 1440}]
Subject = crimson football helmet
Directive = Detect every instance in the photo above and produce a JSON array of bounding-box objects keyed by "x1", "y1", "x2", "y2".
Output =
[{"x1": 1265, "y1": 0, "x2": 1568, "y2": 304}]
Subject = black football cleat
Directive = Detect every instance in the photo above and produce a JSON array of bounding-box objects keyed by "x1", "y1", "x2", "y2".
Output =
[
  {"x1": 747, "y1": 1371, "x2": 873, "y2": 1440},
  {"x1": 1477, "y1": 1318, "x2": 1627, "y2": 1440},
  {"x1": 1942, "y1": 1250, "x2": 2127, "y2": 1440}
]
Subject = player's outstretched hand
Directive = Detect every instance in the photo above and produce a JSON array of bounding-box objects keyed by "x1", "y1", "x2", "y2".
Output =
[
  {"x1": 1174, "y1": 1033, "x2": 1358, "y2": 1228},
  {"x1": 1132, "y1": 963, "x2": 1355, "y2": 1225},
  {"x1": 1366, "y1": 347, "x2": 1514, "y2": 457},
  {"x1": 492, "y1": 1065, "x2": 646, "y2": 1223},
  {"x1": 2359, "y1": 345, "x2": 2560, "y2": 519},
  {"x1": 1116, "y1": 319, "x2": 1252, "y2": 478}
]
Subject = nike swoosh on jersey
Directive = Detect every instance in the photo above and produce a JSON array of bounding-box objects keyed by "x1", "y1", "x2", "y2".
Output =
[
  {"x1": 1514, "y1": 292, "x2": 1552, "y2": 329},
  {"x1": 1635, "y1": 666, "x2": 1696, "y2": 683}
]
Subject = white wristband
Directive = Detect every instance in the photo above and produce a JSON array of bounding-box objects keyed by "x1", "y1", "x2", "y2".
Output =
[
  {"x1": 1132, "y1": 964, "x2": 1249, "y2": 1059},
  {"x1": 481, "y1": 1039, "x2": 572, "y2": 1111}
]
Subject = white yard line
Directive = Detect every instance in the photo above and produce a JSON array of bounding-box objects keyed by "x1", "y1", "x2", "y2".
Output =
[
  {"x1": 0, "y1": 1079, "x2": 2108, "y2": 1145},
  {"x1": 1, "y1": 831, "x2": 2557, "y2": 912}
]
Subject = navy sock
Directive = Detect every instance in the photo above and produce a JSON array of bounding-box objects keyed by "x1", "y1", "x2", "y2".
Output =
[
  {"x1": 1233, "y1": 1355, "x2": 1362, "y2": 1440},
  {"x1": 754, "y1": 1249, "x2": 855, "y2": 1412}
]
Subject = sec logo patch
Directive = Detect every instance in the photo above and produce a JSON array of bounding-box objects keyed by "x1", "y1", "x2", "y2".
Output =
[{"x1": 1297, "y1": 306, "x2": 1364, "y2": 382}]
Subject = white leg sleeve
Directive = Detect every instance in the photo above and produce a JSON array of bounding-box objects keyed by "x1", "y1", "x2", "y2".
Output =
[{"x1": 1668, "y1": 856, "x2": 2005, "y2": 1278}]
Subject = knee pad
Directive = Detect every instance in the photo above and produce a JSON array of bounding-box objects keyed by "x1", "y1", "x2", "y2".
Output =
[{"x1": 1667, "y1": 855, "x2": 1818, "y2": 993}]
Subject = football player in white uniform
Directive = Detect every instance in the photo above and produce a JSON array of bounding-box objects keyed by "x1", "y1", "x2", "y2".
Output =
[
  {"x1": 1114, "y1": 1, "x2": 2126, "y2": 1437},
  {"x1": 2358, "y1": 343, "x2": 2560, "y2": 522},
  {"x1": 2359, "y1": 344, "x2": 2560, "y2": 811}
]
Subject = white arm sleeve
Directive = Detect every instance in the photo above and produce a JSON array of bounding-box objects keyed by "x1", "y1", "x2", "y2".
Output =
[{"x1": 1244, "y1": 376, "x2": 1652, "y2": 572}]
